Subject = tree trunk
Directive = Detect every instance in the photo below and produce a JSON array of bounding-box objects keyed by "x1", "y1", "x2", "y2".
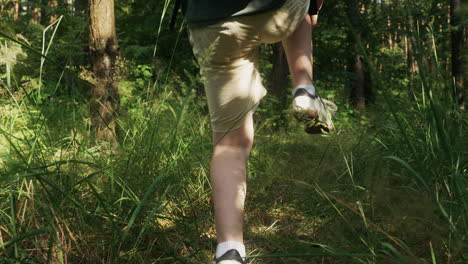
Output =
[
  {"x1": 75, "y1": 0, "x2": 86, "y2": 15},
  {"x1": 270, "y1": 43, "x2": 289, "y2": 101},
  {"x1": 6, "y1": 1, "x2": 20, "y2": 21},
  {"x1": 346, "y1": 0, "x2": 367, "y2": 109},
  {"x1": 450, "y1": 0, "x2": 465, "y2": 109},
  {"x1": 40, "y1": 0, "x2": 47, "y2": 24},
  {"x1": 88, "y1": 0, "x2": 120, "y2": 143},
  {"x1": 48, "y1": 0, "x2": 57, "y2": 24},
  {"x1": 14, "y1": 1, "x2": 19, "y2": 21},
  {"x1": 269, "y1": 43, "x2": 290, "y2": 129},
  {"x1": 405, "y1": 21, "x2": 417, "y2": 98},
  {"x1": 32, "y1": 5, "x2": 40, "y2": 23},
  {"x1": 348, "y1": 48, "x2": 366, "y2": 108}
]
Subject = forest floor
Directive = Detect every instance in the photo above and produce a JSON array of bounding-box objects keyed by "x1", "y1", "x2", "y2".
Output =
[
  {"x1": 1, "y1": 0, "x2": 467, "y2": 262},
  {"x1": 0, "y1": 89, "x2": 465, "y2": 264},
  {"x1": 210, "y1": 129, "x2": 372, "y2": 264},
  {"x1": 153, "y1": 125, "x2": 449, "y2": 264}
]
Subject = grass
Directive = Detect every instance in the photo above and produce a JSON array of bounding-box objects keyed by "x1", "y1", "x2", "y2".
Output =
[
  {"x1": 0, "y1": 78, "x2": 465, "y2": 263},
  {"x1": 0, "y1": 4, "x2": 467, "y2": 263}
]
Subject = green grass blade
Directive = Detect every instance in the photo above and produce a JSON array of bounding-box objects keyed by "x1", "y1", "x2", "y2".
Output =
[
  {"x1": 0, "y1": 227, "x2": 50, "y2": 249},
  {"x1": 384, "y1": 155, "x2": 430, "y2": 192}
]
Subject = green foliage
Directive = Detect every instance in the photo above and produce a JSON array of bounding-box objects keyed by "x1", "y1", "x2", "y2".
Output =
[
  {"x1": 0, "y1": 0, "x2": 466, "y2": 263},
  {"x1": 373, "y1": 46, "x2": 410, "y2": 92}
]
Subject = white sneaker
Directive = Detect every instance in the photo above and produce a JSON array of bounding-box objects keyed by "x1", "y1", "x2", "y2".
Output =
[{"x1": 292, "y1": 87, "x2": 337, "y2": 133}]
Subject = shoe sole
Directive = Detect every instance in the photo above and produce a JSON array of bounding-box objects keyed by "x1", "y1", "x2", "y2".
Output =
[
  {"x1": 305, "y1": 121, "x2": 332, "y2": 134},
  {"x1": 293, "y1": 109, "x2": 333, "y2": 134},
  {"x1": 210, "y1": 260, "x2": 244, "y2": 264},
  {"x1": 292, "y1": 109, "x2": 317, "y2": 122}
]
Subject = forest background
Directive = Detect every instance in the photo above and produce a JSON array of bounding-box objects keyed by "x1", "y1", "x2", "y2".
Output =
[{"x1": 0, "y1": 0, "x2": 466, "y2": 263}]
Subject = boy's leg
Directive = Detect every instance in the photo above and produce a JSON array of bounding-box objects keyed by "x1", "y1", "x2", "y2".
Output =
[
  {"x1": 281, "y1": 14, "x2": 316, "y2": 87},
  {"x1": 281, "y1": 5, "x2": 337, "y2": 133},
  {"x1": 210, "y1": 116, "x2": 254, "y2": 262},
  {"x1": 281, "y1": 0, "x2": 323, "y2": 86},
  {"x1": 189, "y1": 15, "x2": 264, "y2": 263},
  {"x1": 208, "y1": 1, "x2": 319, "y2": 250}
]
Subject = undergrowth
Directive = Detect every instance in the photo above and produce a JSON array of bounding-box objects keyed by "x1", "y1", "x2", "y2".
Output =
[{"x1": 0, "y1": 2, "x2": 466, "y2": 263}]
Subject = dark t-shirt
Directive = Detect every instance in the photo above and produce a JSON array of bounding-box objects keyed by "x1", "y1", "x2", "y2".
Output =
[
  {"x1": 183, "y1": 0, "x2": 287, "y2": 26},
  {"x1": 309, "y1": 0, "x2": 319, "y2": 15}
]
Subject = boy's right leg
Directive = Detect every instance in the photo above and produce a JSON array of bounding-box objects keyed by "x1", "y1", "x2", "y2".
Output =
[
  {"x1": 189, "y1": 14, "x2": 263, "y2": 264},
  {"x1": 211, "y1": 115, "x2": 254, "y2": 244},
  {"x1": 209, "y1": 117, "x2": 254, "y2": 264}
]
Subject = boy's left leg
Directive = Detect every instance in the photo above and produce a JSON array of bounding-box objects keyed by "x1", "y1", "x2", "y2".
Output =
[
  {"x1": 282, "y1": 2, "x2": 337, "y2": 133},
  {"x1": 282, "y1": 14, "x2": 314, "y2": 88},
  {"x1": 281, "y1": 0, "x2": 323, "y2": 87}
]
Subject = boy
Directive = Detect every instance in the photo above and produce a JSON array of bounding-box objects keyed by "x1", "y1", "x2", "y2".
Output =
[{"x1": 184, "y1": 0, "x2": 336, "y2": 263}]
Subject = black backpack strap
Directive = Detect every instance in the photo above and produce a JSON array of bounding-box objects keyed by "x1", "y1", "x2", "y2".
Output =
[{"x1": 170, "y1": 0, "x2": 182, "y2": 30}]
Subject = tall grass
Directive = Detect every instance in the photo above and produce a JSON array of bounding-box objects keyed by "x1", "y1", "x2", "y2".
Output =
[
  {"x1": 1, "y1": 60, "x2": 215, "y2": 263},
  {"x1": 288, "y1": 10, "x2": 467, "y2": 264},
  {"x1": 0, "y1": 9, "x2": 213, "y2": 263},
  {"x1": 0, "y1": 3, "x2": 466, "y2": 264}
]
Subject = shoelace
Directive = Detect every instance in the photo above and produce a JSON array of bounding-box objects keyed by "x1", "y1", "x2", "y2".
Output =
[{"x1": 319, "y1": 97, "x2": 338, "y2": 115}]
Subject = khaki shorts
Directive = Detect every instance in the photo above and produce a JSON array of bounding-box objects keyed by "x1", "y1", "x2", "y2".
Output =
[{"x1": 189, "y1": 0, "x2": 309, "y2": 133}]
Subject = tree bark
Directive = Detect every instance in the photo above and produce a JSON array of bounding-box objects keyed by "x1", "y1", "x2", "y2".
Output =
[
  {"x1": 48, "y1": 0, "x2": 57, "y2": 24},
  {"x1": 268, "y1": 43, "x2": 290, "y2": 129},
  {"x1": 270, "y1": 43, "x2": 289, "y2": 101},
  {"x1": 40, "y1": 0, "x2": 47, "y2": 25},
  {"x1": 32, "y1": 6, "x2": 40, "y2": 23},
  {"x1": 75, "y1": 0, "x2": 86, "y2": 15},
  {"x1": 346, "y1": 0, "x2": 367, "y2": 109},
  {"x1": 450, "y1": 0, "x2": 465, "y2": 109},
  {"x1": 5, "y1": 1, "x2": 20, "y2": 21},
  {"x1": 405, "y1": 21, "x2": 417, "y2": 98},
  {"x1": 14, "y1": 1, "x2": 19, "y2": 21},
  {"x1": 88, "y1": 0, "x2": 120, "y2": 143}
]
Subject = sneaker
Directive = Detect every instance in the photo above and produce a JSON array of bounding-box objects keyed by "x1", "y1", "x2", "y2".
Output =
[
  {"x1": 210, "y1": 249, "x2": 246, "y2": 264},
  {"x1": 292, "y1": 87, "x2": 337, "y2": 133}
]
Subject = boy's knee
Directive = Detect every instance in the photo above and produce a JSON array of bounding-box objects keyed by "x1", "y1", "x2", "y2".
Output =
[
  {"x1": 213, "y1": 117, "x2": 254, "y2": 152},
  {"x1": 216, "y1": 132, "x2": 253, "y2": 152},
  {"x1": 234, "y1": 134, "x2": 254, "y2": 152},
  {"x1": 213, "y1": 125, "x2": 254, "y2": 159}
]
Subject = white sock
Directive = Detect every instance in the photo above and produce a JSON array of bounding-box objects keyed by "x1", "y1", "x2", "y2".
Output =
[
  {"x1": 292, "y1": 84, "x2": 316, "y2": 97},
  {"x1": 216, "y1": 240, "x2": 246, "y2": 259}
]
